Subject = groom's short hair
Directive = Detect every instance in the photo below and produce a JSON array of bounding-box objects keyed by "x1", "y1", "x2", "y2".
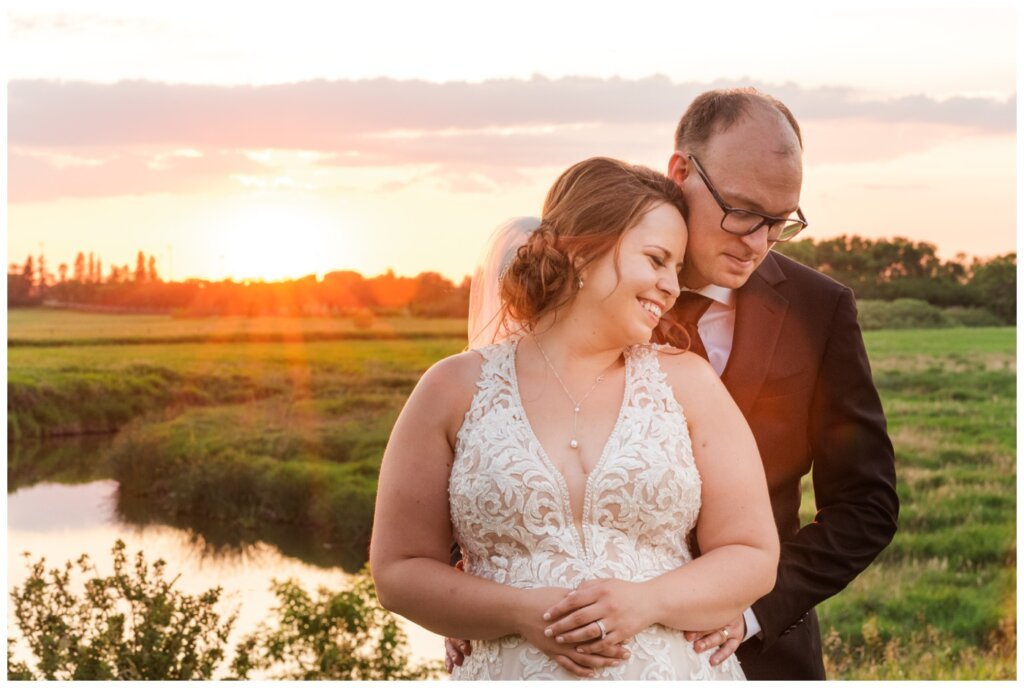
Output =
[{"x1": 674, "y1": 88, "x2": 803, "y2": 157}]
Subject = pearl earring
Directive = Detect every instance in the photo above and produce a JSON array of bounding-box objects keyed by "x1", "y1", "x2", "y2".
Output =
[{"x1": 577, "y1": 276, "x2": 584, "y2": 290}]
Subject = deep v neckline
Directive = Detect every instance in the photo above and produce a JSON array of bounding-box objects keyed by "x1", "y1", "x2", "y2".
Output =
[{"x1": 508, "y1": 338, "x2": 631, "y2": 559}]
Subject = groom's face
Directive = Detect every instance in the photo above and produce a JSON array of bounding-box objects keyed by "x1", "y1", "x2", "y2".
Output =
[{"x1": 670, "y1": 109, "x2": 803, "y2": 290}]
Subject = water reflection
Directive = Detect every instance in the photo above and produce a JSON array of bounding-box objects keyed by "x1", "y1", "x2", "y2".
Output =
[
  {"x1": 8, "y1": 434, "x2": 115, "y2": 491},
  {"x1": 7, "y1": 435, "x2": 442, "y2": 675},
  {"x1": 114, "y1": 485, "x2": 368, "y2": 571}
]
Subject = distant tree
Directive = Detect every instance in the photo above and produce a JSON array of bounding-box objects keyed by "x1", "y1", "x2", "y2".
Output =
[
  {"x1": 147, "y1": 255, "x2": 159, "y2": 282},
  {"x1": 135, "y1": 251, "x2": 147, "y2": 283},
  {"x1": 323, "y1": 270, "x2": 375, "y2": 309},
  {"x1": 21, "y1": 255, "x2": 35, "y2": 296},
  {"x1": 408, "y1": 271, "x2": 469, "y2": 317},
  {"x1": 58, "y1": 263, "x2": 68, "y2": 284},
  {"x1": 967, "y1": 253, "x2": 1016, "y2": 324},
  {"x1": 772, "y1": 240, "x2": 815, "y2": 267},
  {"x1": 368, "y1": 269, "x2": 417, "y2": 310},
  {"x1": 8, "y1": 257, "x2": 37, "y2": 305},
  {"x1": 88, "y1": 253, "x2": 95, "y2": 283},
  {"x1": 774, "y1": 235, "x2": 974, "y2": 307},
  {"x1": 73, "y1": 252, "x2": 86, "y2": 282},
  {"x1": 37, "y1": 254, "x2": 48, "y2": 289},
  {"x1": 95, "y1": 259, "x2": 103, "y2": 284}
]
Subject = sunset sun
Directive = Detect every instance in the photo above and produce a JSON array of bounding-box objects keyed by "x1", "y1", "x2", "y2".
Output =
[{"x1": 212, "y1": 203, "x2": 340, "y2": 281}]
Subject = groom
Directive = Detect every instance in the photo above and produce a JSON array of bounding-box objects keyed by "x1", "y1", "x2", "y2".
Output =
[{"x1": 662, "y1": 88, "x2": 898, "y2": 679}]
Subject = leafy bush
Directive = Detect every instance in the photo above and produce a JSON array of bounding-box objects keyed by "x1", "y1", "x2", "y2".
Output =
[
  {"x1": 231, "y1": 572, "x2": 441, "y2": 680},
  {"x1": 857, "y1": 299, "x2": 952, "y2": 330},
  {"x1": 9, "y1": 544, "x2": 439, "y2": 680},
  {"x1": 942, "y1": 306, "x2": 1003, "y2": 327},
  {"x1": 8, "y1": 541, "x2": 235, "y2": 680}
]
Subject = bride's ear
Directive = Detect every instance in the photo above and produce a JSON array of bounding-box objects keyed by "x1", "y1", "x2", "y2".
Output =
[{"x1": 571, "y1": 257, "x2": 586, "y2": 289}]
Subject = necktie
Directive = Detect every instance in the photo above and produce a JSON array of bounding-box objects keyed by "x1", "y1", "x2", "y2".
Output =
[{"x1": 671, "y1": 291, "x2": 714, "y2": 361}]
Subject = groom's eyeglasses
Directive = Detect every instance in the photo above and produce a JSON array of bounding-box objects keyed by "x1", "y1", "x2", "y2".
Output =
[{"x1": 685, "y1": 154, "x2": 808, "y2": 243}]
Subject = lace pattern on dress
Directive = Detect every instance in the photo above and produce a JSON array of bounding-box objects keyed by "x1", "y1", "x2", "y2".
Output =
[{"x1": 449, "y1": 340, "x2": 744, "y2": 680}]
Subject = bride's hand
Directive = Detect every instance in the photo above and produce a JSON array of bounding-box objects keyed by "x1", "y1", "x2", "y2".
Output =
[
  {"x1": 541, "y1": 578, "x2": 655, "y2": 655},
  {"x1": 516, "y1": 587, "x2": 630, "y2": 678}
]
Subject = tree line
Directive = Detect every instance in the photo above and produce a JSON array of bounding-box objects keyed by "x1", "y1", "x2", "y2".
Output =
[
  {"x1": 8, "y1": 250, "x2": 470, "y2": 318},
  {"x1": 773, "y1": 236, "x2": 1015, "y2": 323},
  {"x1": 7, "y1": 237, "x2": 1016, "y2": 323}
]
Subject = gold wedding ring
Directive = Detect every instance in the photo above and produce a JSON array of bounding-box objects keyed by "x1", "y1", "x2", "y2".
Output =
[
  {"x1": 595, "y1": 619, "x2": 608, "y2": 640},
  {"x1": 721, "y1": 627, "x2": 731, "y2": 641}
]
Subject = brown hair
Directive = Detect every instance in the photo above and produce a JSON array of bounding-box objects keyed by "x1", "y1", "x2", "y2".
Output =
[
  {"x1": 674, "y1": 87, "x2": 803, "y2": 157},
  {"x1": 499, "y1": 157, "x2": 686, "y2": 333}
]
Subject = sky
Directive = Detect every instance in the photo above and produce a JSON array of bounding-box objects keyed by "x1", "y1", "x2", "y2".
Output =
[{"x1": 5, "y1": 1, "x2": 1018, "y2": 282}]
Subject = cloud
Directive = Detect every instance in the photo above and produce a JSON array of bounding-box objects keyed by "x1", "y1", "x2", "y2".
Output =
[
  {"x1": 9, "y1": 148, "x2": 264, "y2": 202},
  {"x1": 9, "y1": 12, "x2": 167, "y2": 35},
  {"x1": 11, "y1": 76, "x2": 1014, "y2": 148},
  {"x1": 9, "y1": 76, "x2": 1014, "y2": 201}
]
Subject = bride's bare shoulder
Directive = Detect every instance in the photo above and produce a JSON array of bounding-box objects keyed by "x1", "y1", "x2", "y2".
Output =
[
  {"x1": 421, "y1": 349, "x2": 486, "y2": 390},
  {"x1": 410, "y1": 349, "x2": 487, "y2": 411},
  {"x1": 655, "y1": 347, "x2": 726, "y2": 402}
]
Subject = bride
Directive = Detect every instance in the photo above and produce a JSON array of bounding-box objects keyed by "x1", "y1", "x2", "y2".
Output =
[{"x1": 370, "y1": 157, "x2": 778, "y2": 679}]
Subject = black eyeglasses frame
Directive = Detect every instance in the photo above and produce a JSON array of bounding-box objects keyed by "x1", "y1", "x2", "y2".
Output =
[{"x1": 684, "y1": 153, "x2": 808, "y2": 243}]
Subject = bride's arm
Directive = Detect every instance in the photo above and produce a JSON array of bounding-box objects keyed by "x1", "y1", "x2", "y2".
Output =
[
  {"x1": 370, "y1": 352, "x2": 626, "y2": 676},
  {"x1": 644, "y1": 352, "x2": 779, "y2": 627},
  {"x1": 542, "y1": 352, "x2": 778, "y2": 646},
  {"x1": 371, "y1": 352, "x2": 531, "y2": 638}
]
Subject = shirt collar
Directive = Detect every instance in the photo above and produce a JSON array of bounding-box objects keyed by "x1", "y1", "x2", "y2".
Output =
[{"x1": 682, "y1": 283, "x2": 736, "y2": 308}]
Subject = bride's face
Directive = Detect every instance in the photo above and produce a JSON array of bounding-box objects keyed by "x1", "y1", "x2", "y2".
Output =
[{"x1": 576, "y1": 202, "x2": 686, "y2": 345}]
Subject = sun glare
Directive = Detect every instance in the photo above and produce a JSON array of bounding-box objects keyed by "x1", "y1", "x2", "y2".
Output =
[{"x1": 212, "y1": 203, "x2": 339, "y2": 282}]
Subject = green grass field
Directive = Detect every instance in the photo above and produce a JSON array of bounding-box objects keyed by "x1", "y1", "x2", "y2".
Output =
[
  {"x1": 8, "y1": 308, "x2": 465, "y2": 345},
  {"x1": 7, "y1": 309, "x2": 1016, "y2": 679}
]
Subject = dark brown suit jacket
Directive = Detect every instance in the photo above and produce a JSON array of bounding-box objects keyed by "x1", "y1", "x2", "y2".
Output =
[{"x1": 679, "y1": 252, "x2": 899, "y2": 680}]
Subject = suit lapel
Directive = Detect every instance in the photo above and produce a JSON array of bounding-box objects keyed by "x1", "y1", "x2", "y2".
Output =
[{"x1": 721, "y1": 253, "x2": 789, "y2": 415}]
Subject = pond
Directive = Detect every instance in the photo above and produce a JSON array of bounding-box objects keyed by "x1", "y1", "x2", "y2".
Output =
[{"x1": 7, "y1": 435, "x2": 444, "y2": 677}]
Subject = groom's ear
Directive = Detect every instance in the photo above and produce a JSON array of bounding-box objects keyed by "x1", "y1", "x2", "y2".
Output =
[{"x1": 668, "y1": 152, "x2": 690, "y2": 187}]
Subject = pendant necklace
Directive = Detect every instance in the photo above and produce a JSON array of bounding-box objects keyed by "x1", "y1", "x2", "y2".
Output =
[{"x1": 533, "y1": 335, "x2": 620, "y2": 451}]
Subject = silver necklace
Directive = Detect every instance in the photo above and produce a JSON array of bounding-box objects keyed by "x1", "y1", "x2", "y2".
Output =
[{"x1": 532, "y1": 335, "x2": 619, "y2": 450}]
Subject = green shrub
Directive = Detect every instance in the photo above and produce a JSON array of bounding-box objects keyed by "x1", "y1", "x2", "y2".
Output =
[
  {"x1": 942, "y1": 306, "x2": 1003, "y2": 327},
  {"x1": 8, "y1": 541, "x2": 235, "y2": 680},
  {"x1": 231, "y1": 571, "x2": 441, "y2": 680},
  {"x1": 8, "y1": 544, "x2": 439, "y2": 680},
  {"x1": 857, "y1": 299, "x2": 952, "y2": 330}
]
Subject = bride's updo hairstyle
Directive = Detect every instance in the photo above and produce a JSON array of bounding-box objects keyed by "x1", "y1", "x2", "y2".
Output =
[{"x1": 500, "y1": 157, "x2": 687, "y2": 332}]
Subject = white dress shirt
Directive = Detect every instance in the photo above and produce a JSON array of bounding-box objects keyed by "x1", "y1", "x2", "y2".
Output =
[{"x1": 685, "y1": 283, "x2": 763, "y2": 643}]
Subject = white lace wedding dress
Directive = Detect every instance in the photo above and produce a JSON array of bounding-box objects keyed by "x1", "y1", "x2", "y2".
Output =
[{"x1": 448, "y1": 339, "x2": 745, "y2": 680}]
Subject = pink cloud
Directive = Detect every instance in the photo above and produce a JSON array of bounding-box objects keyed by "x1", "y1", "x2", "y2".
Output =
[{"x1": 9, "y1": 76, "x2": 1014, "y2": 201}]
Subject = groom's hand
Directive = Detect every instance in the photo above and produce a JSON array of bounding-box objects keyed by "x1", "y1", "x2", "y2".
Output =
[
  {"x1": 444, "y1": 637, "x2": 471, "y2": 673},
  {"x1": 684, "y1": 615, "x2": 745, "y2": 666}
]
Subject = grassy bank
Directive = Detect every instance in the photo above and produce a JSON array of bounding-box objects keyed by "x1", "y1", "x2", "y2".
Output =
[
  {"x1": 108, "y1": 395, "x2": 407, "y2": 570},
  {"x1": 8, "y1": 338, "x2": 462, "y2": 439}
]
